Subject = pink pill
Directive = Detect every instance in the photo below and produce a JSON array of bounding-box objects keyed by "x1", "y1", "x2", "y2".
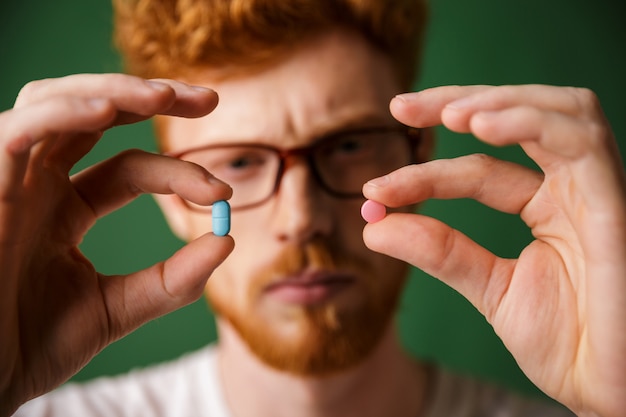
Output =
[{"x1": 361, "y1": 200, "x2": 387, "y2": 223}]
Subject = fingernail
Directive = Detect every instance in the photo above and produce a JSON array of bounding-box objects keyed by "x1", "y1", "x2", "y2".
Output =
[
  {"x1": 190, "y1": 85, "x2": 214, "y2": 93},
  {"x1": 366, "y1": 175, "x2": 390, "y2": 188},
  {"x1": 205, "y1": 172, "x2": 228, "y2": 187},
  {"x1": 145, "y1": 80, "x2": 170, "y2": 91},
  {"x1": 394, "y1": 92, "x2": 420, "y2": 102},
  {"x1": 205, "y1": 173, "x2": 222, "y2": 184}
]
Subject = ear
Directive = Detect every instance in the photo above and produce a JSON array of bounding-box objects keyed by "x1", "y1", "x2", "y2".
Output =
[
  {"x1": 416, "y1": 127, "x2": 436, "y2": 163},
  {"x1": 153, "y1": 193, "x2": 192, "y2": 241}
]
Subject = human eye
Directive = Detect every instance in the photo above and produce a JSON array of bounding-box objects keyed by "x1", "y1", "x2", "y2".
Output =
[
  {"x1": 208, "y1": 149, "x2": 274, "y2": 182},
  {"x1": 321, "y1": 135, "x2": 377, "y2": 162},
  {"x1": 226, "y1": 154, "x2": 263, "y2": 170},
  {"x1": 336, "y1": 137, "x2": 366, "y2": 153}
]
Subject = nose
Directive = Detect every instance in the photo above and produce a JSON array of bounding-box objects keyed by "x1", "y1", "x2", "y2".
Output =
[{"x1": 270, "y1": 157, "x2": 333, "y2": 244}]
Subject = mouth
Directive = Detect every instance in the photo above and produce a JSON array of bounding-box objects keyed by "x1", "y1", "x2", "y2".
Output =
[{"x1": 263, "y1": 270, "x2": 356, "y2": 306}]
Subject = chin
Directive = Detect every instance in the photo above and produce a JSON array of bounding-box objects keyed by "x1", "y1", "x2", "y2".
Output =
[
  {"x1": 211, "y1": 278, "x2": 405, "y2": 376},
  {"x1": 207, "y1": 236, "x2": 409, "y2": 375}
]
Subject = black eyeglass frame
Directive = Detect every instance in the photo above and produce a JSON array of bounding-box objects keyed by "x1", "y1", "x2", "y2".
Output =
[{"x1": 166, "y1": 126, "x2": 421, "y2": 211}]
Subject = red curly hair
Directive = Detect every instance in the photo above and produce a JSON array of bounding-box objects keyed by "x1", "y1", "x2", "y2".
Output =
[{"x1": 113, "y1": 0, "x2": 428, "y2": 87}]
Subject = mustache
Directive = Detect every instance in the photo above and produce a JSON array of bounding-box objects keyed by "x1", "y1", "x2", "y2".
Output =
[{"x1": 251, "y1": 236, "x2": 368, "y2": 290}]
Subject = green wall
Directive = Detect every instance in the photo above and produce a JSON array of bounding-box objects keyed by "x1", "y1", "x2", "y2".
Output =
[{"x1": 1, "y1": 0, "x2": 624, "y2": 400}]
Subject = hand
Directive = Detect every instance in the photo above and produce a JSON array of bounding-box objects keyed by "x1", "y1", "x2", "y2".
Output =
[
  {"x1": 363, "y1": 85, "x2": 626, "y2": 416},
  {"x1": 0, "y1": 74, "x2": 234, "y2": 415}
]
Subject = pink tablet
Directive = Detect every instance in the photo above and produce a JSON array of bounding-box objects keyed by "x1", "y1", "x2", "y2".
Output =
[{"x1": 361, "y1": 200, "x2": 387, "y2": 223}]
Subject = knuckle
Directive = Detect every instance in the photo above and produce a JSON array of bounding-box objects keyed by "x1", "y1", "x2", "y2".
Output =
[
  {"x1": 115, "y1": 148, "x2": 146, "y2": 163},
  {"x1": 494, "y1": 84, "x2": 516, "y2": 97},
  {"x1": 571, "y1": 86, "x2": 597, "y2": 103},
  {"x1": 568, "y1": 87, "x2": 602, "y2": 115},
  {"x1": 564, "y1": 88, "x2": 612, "y2": 151},
  {"x1": 52, "y1": 96, "x2": 107, "y2": 119},
  {"x1": 466, "y1": 152, "x2": 498, "y2": 168},
  {"x1": 464, "y1": 153, "x2": 498, "y2": 195},
  {"x1": 111, "y1": 149, "x2": 149, "y2": 195},
  {"x1": 109, "y1": 149, "x2": 148, "y2": 175},
  {"x1": 484, "y1": 85, "x2": 517, "y2": 106},
  {"x1": 14, "y1": 79, "x2": 52, "y2": 107},
  {"x1": 98, "y1": 73, "x2": 145, "y2": 88},
  {"x1": 585, "y1": 120, "x2": 611, "y2": 149}
]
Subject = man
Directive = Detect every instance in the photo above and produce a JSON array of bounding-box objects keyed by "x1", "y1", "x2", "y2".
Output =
[{"x1": 2, "y1": 0, "x2": 625, "y2": 416}]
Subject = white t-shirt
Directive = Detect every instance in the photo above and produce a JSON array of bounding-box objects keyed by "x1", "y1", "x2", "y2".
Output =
[{"x1": 14, "y1": 345, "x2": 574, "y2": 417}]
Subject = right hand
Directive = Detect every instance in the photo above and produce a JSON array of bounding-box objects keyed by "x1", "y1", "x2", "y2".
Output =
[{"x1": 0, "y1": 74, "x2": 234, "y2": 416}]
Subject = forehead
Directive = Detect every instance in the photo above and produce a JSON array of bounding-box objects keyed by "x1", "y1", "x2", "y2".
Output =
[{"x1": 163, "y1": 30, "x2": 402, "y2": 150}]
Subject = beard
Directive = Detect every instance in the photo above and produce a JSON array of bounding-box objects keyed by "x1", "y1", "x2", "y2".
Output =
[{"x1": 206, "y1": 236, "x2": 408, "y2": 376}]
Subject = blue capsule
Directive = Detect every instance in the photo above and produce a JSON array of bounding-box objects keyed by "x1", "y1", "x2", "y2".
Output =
[{"x1": 212, "y1": 200, "x2": 231, "y2": 236}]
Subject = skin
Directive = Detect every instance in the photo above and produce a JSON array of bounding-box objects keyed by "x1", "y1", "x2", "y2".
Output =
[
  {"x1": 0, "y1": 31, "x2": 624, "y2": 417},
  {"x1": 0, "y1": 76, "x2": 235, "y2": 416},
  {"x1": 363, "y1": 86, "x2": 626, "y2": 417},
  {"x1": 155, "y1": 30, "x2": 427, "y2": 417}
]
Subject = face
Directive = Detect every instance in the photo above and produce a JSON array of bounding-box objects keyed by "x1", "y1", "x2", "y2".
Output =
[{"x1": 158, "y1": 30, "x2": 414, "y2": 375}]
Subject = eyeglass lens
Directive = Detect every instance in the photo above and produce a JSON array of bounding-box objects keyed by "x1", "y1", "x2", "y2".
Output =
[{"x1": 178, "y1": 129, "x2": 414, "y2": 210}]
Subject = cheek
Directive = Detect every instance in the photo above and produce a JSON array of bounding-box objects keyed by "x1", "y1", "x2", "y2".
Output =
[
  {"x1": 334, "y1": 201, "x2": 369, "y2": 246},
  {"x1": 337, "y1": 201, "x2": 408, "y2": 277},
  {"x1": 205, "y1": 213, "x2": 265, "y2": 300},
  {"x1": 205, "y1": 254, "x2": 248, "y2": 313},
  {"x1": 185, "y1": 213, "x2": 212, "y2": 239}
]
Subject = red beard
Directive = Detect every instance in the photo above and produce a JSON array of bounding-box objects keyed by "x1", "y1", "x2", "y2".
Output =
[{"x1": 206, "y1": 236, "x2": 407, "y2": 376}]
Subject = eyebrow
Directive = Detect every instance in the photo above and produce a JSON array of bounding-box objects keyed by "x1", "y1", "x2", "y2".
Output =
[
  {"x1": 305, "y1": 113, "x2": 400, "y2": 140},
  {"x1": 167, "y1": 124, "x2": 409, "y2": 157},
  {"x1": 165, "y1": 110, "x2": 398, "y2": 155}
]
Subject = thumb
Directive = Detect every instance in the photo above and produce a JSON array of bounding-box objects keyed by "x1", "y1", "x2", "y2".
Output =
[
  {"x1": 100, "y1": 233, "x2": 234, "y2": 341},
  {"x1": 363, "y1": 213, "x2": 513, "y2": 322}
]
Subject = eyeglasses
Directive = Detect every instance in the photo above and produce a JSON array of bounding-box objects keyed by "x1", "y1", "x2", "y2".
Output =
[{"x1": 168, "y1": 126, "x2": 421, "y2": 211}]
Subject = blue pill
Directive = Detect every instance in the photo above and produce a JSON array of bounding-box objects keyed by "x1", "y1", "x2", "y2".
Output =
[{"x1": 212, "y1": 200, "x2": 231, "y2": 236}]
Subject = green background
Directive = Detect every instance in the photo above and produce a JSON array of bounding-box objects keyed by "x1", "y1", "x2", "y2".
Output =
[{"x1": 1, "y1": 0, "x2": 624, "y2": 401}]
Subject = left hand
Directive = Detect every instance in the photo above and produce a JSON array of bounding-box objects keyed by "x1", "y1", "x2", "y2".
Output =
[{"x1": 362, "y1": 85, "x2": 626, "y2": 417}]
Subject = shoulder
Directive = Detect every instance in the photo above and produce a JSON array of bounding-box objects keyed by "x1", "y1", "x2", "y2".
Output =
[{"x1": 422, "y1": 366, "x2": 575, "y2": 417}]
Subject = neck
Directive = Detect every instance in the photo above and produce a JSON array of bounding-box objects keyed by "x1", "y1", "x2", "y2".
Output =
[{"x1": 216, "y1": 319, "x2": 430, "y2": 417}]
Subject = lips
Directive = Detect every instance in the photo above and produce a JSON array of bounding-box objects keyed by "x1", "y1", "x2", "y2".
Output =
[{"x1": 263, "y1": 270, "x2": 355, "y2": 305}]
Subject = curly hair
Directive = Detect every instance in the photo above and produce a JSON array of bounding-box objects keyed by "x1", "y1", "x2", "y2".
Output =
[{"x1": 113, "y1": 0, "x2": 428, "y2": 87}]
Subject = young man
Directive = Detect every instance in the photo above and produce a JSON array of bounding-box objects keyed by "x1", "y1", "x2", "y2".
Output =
[{"x1": 2, "y1": 1, "x2": 625, "y2": 416}]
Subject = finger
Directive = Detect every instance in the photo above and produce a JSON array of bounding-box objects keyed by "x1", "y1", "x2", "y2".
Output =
[
  {"x1": 469, "y1": 106, "x2": 626, "y2": 222},
  {"x1": 15, "y1": 74, "x2": 219, "y2": 125},
  {"x1": 363, "y1": 155, "x2": 543, "y2": 214},
  {"x1": 389, "y1": 85, "x2": 602, "y2": 129},
  {"x1": 147, "y1": 78, "x2": 219, "y2": 118},
  {"x1": 441, "y1": 85, "x2": 605, "y2": 133},
  {"x1": 363, "y1": 212, "x2": 513, "y2": 321},
  {"x1": 390, "y1": 86, "x2": 625, "y2": 209},
  {"x1": 44, "y1": 131, "x2": 105, "y2": 175},
  {"x1": 0, "y1": 97, "x2": 116, "y2": 198},
  {"x1": 469, "y1": 106, "x2": 618, "y2": 162},
  {"x1": 101, "y1": 232, "x2": 235, "y2": 340},
  {"x1": 1, "y1": 97, "x2": 115, "y2": 156},
  {"x1": 389, "y1": 85, "x2": 490, "y2": 128},
  {"x1": 15, "y1": 74, "x2": 172, "y2": 112},
  {"x1": 72, "y1": 150, "x2": 232, "y2": 218},
  {"x1": 111, "y1": 79, "x2": 219, "y2": 125},
  {"x1": 41, "y1": 81, "x2": 216, "y2": 174}
]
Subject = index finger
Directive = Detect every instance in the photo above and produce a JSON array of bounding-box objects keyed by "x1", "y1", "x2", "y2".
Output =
[
  {"x1": 389, "y1": 85, "x2": 490, "y2": 128},
  {"x1": 15, "y1": 74, "x2": 219, "y2": 125},
  {"x1": 363, "y1": 154, "x2": 542, "y2": 214},
  {"x1": 0, "y1": 97, "x2": 116, "y2": 200}
]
